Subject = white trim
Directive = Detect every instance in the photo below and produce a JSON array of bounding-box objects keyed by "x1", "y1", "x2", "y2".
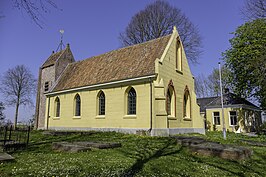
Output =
[{"x1": 45, "y1": 75, "x2": 156, "y2": 96}]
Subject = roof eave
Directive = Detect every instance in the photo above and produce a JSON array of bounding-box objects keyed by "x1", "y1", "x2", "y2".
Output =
[{"x1": 45, "y1": 74, "x2": 157, "y2": 96}]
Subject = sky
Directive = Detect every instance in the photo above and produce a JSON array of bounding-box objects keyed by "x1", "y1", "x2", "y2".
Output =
[{"x1": 0, "y1": 0, "x2": 246, "y2": 123}]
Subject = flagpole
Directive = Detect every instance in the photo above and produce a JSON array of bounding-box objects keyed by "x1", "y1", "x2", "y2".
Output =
[{"x1": 219, "y1": 62, "x2": 226, "y2": 140}]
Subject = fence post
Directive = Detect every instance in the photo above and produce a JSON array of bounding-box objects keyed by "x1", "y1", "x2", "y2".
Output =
[
  {"x1": 26, "y1": 126, "x2": 30, "y2": 147},
  {"x1": 3, "y1": 126, "x2": 7, "y2": 146},
  {"x1": 9, "y1": 125, "x2": 12, "y2": 141}
]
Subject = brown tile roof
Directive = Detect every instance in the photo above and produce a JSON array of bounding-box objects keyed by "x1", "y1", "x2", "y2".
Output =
[
  {"x1": 52, "y1": 35, "x2": 171, "y2": 92},
  {"x1": 42, "y1": 50, "x2": 64, "y2": 68}
]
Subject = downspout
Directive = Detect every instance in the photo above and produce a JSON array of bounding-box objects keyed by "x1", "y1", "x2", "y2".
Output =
[
  {"x1": 149, "y1": 78, "x2": 153, "y2": 135},
  {"x1": 46, "y1": 97, "x2": 51, "y2": 130}
]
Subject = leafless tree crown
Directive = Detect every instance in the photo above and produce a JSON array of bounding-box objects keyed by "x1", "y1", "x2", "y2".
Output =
[
  {"x1": 0, "y1": 65, "x2": 36, "y2": 127},
  {"x1": 241, "y1": 0, "x2": 266, "y2": 20},
  {"x1": 195, "y1": 66, "x2": 232, "y2": 98},
  {"x1": 119, "y1": 0, "x2": 202, "y2": 63},
  {"x1": 12, "y1": 0, "x2": 59, "y2": 28}
]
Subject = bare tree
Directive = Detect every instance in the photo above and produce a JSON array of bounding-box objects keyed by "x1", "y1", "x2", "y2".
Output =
[
  {"x1": 195, "y1": 66, "x2": 232, "y2": 98},
  {"x1": 195, "y1": 74, "x2": 211, "y2": 98},
  {"x1": 10, "y1": 0, "x2": 59, "y2": 28},
  {"x1": 241, "y1": 0, "x2": 266, "y2": 20},
  {"x1": 0, "y1": 102, "x2": 5, "y2": 125},
  {"x1": 119, "y1": 0, "x2": 202, "y2": 63},
  {"x1": 0, "y1": 65, "x2": 36, "y2": 128}
]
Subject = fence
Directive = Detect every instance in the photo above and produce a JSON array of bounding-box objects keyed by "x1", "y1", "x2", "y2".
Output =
[{"x1": 0, "y1": 125, "x2": 31, "y2": 152}]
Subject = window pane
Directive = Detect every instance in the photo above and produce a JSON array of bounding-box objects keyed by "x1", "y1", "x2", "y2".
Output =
[
  {"x1": 230, "y1": 111, "x2": 237, "y2": 125},
  {"x1": 167, "y1": 89, "x2": 171, "y2": 115},
  {"x1": 128, "y1": 88, "x2": 136, "y2": 115},
  {"x1": 99, "y1": 92, "x2": 105, "y2": 115},
  {"x1": 56, "y1": 98, "x2": 60, "y2": 117},
  {"x1": 75, "y1": 95, "x2": 81, "y2": 116},
  {"x1": 213, "y1": 112, "x2": 220, "y2": 125},
  {"x1": 214, "y1": 112, "x2": 219, "y2": 116}
]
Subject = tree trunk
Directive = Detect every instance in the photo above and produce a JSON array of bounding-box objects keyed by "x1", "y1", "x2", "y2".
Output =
[{"x1": 14, "y1": 98, "x2": 20, "y2": 129}]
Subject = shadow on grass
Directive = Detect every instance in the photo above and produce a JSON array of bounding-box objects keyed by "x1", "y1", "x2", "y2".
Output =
[
  {"x1": 119, "y1": 138, "x2": 182, "y2": 177},
  {"x1": 189, "y1": 149, "x2": 265, "y2": 177}
]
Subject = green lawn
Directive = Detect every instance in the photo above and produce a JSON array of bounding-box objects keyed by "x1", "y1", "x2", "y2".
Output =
[{"x1": 0, "y1": 131, "x2": 265, "y2": 177}]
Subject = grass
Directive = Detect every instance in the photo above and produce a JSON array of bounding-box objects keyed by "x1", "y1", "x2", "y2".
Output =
[{"x1": 0, "y1": 130, "x2": 266, "y2": 177}]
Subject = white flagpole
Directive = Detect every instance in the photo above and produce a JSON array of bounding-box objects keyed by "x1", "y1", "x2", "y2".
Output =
[{"x1": 219, "y1": 62, "x2": 226, "y2": 140}]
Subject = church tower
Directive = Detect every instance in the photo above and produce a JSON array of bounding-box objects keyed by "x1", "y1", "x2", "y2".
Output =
[{"x1": 35, "y1": 44, "x2": 75, "y2": 129}]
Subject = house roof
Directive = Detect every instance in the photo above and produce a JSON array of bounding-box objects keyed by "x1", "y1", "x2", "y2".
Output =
[
  {"x1": 197, "y1": 97, "x2": 218, "y2": 112},
  {"x1": 41, "y1": 50, "x2": 65, "y2": 68},
  {"x1": 52, "y1": 35, "x2": 171, "y2": 92},
  {"x1": 197, "y1": 93, "x2": 259, "y2": 112}
]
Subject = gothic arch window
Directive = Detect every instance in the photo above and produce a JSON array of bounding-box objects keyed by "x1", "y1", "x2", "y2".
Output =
[
  {"x1": 166, "y1": 80, "x2": 176, "y2": 117},
  {"x1": 54, "y1": 97, "x2": 60, "y2": 117},
  {"x1": 98, "y1": 91, "x2": 105, "y2": 115},
  {"x1": 127, "y1": 87, "x2": 136, "y2": 115},
  {"x1": 183, "y1": 86, "x2": 191, "y2": 118},
  {"x1": 74, "y1": 94, "x2": 81, "y2": 116},
  {"x1": 176, "y1": 39, "x2": 182, "y2": 71}
]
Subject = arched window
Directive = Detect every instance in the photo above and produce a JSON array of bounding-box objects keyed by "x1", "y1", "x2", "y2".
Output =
[
  {"x1": 98, "y1": 91, "x2": 105, "y2": 115},
  {"x1": 74, "y1": 94, "x2": 81, "y2": 116},
  {"x1": 166, "y1": 82, "x2": 175, "y2": 117},
  {"x1": 55, "y1": 97, "x2": 60, "y2": 117},
  {"x1": 183, "y1": 87, "x2": 191, "y2": 118},
  {"x1": 128, "y1": 87, "x2": 136, "y2": 115},
  {"x1": 167, "y1": 89, "x2": 171, "y2": 116}
]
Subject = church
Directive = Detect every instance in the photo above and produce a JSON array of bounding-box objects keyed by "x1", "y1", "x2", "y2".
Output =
[{"x1": 35, "y1": 27, "x2": 205, "y2": 136}]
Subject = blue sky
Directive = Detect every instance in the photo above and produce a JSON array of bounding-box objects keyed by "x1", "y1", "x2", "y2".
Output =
[{"x1": 0, "y1": 0, "x2": 245, "y2": 123}]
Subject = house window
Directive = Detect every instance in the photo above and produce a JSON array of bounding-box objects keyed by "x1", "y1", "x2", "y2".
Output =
[
  {"x1": 183, "y1": 87, "x2": 191, "y2": 118},
  {"x1": 166, "y1": 84, "x2": 175, "y2": 117},
  {"x1": 213, "y1": 112, "x2": 220, "y2": 125},
  {"x1": 128, "y1": 87, "x2": 136, "y2": 115},
  {"x1": 74, "y1": 94, "x2": 81, "y2": 116},
  {"x1": 98, "y1": 91, "x2": 105, "y2": 115},
  {"x1": 229, "y1": 111, "x2": 237, "y2": 126},
  {"x1": 44, "y1": 82, "x2": 49, "y2": 92},
  {"x1": 55, "y1": 97, "x2": 60, "y2": 117},
  {"x1": 176, "y1": 39, "x2": 182, "y2": 71}
]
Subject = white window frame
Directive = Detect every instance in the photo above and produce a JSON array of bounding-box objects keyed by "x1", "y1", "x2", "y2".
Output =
[
  {"x1": 212, "y1": 111, "x2": 221, "y2": 126},
  {"x1": 229, "y1": 111, "x2": 238, "y2": 126}
]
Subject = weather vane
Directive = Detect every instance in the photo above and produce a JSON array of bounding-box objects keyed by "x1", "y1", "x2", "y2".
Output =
[{"x1": 56, "y1": 29, "x2": 65, "y2": 52}]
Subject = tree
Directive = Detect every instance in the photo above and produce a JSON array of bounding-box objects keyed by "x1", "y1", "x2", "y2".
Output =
[
  {"x1": 119, "y1": 0, "x2": 202, "y2": 63},
  {"x1": 241, "y1": 0, "x2": 266, "y2": 20},
  {"x1": 2, "y1": 0, "x2": 59, "y2": 28},
  {"x1": 222, "y1": 19, "x2": 266, "y2": 108},
  {"x1": 195, "y1": 66, "x2": 232, "y2": 98},
  {"x1": 207, "y1": 66, "x2": 232, "y2": 97},
  {"x1": 195, "y1": 74, "x2": 211, "y2": 98},
  {"x1": 0, "y1": 65, "x2": 36, "y2": 128},
  {"x1": 0, "y1": 102, "x2": 5, "y2": 125}
]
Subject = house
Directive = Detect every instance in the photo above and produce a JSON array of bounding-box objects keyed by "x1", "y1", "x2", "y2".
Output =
[
  {"x1": 197, "y1": 91, "x2": 262, "y2": 132},
  {"x1": 35, "y1": 27, "x2": 205, "y2": 136}
]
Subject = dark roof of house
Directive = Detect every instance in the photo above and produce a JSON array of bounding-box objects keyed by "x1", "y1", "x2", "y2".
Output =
[
  {"x1": 197, "y1": 93, "x2": 259, "y2": 112},
  {"x1": 197, "y1": 97, "x2": 218, "y2": 112},
  {"x1": 42, "y1": 50, "x2": 65, "y2": 68},
  {"x1": 52, "y1": 35, "x2": 171, "y2": 92}
]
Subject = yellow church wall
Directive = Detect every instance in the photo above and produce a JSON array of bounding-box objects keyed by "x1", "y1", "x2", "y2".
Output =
[
  {"x1": 45, "y1": 82, "x2": 151, "y2": 130},
  {"x1": 155, "y1": 30, "x2": 204, "y2": 132}
]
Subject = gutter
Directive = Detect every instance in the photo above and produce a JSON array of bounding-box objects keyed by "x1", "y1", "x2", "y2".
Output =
[
  {"x1": 46, "y1": 74, "x2": 156, "y2": 96},
  {"x1": 46, "y1": 97, "x2": 51, "y2": 130}
]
